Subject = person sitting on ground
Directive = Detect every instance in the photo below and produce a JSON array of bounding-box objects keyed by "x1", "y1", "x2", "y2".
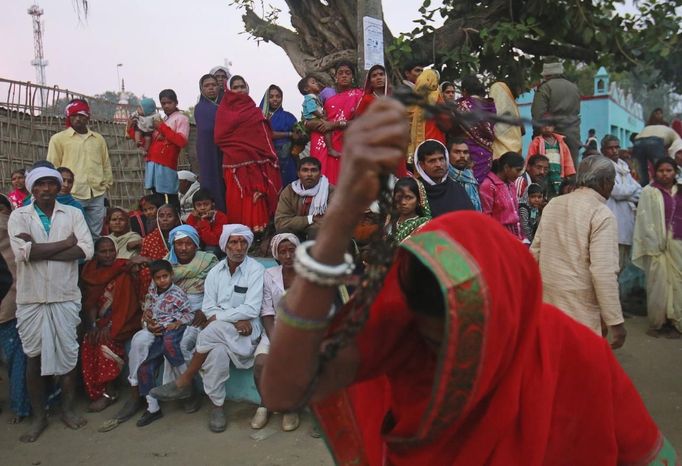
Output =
[
  {"x1": 259, "y1": 98, "x2": 676, "y2": 466},
  {"x1": 632, "y1": 157, "x2": 682, "y2": 339},
  {"x1": 185, "y1": 188, "x2": 229, "y2": 255},
  {"x1": 251, "y1": 233, "x2": 302, "y2": 432},
  {"x1": 106, "y1": 207, "x2": 141, "y2": 259},
  {"x1": 0, "y1": 194, "x2": 31, "y2": 424},
  {"x1": 515, "y1": 154, "x2": 549, "y2": 205},
  {"x1": 131, "y1": 193, "x2": 163, "y2": 238},
  {"x1": 531, "y1": 156, "x2": 626, "y2": 342},
  {"x1": 527, "y1": 120, "x2": 576, "y2": 198},
  {"x1": 150, "y1": 224, "x2": 264, "y2": 434},
  {"x1": 480, "y1": 152, "x2": 525, "y2": 240},
  {"x1": 80, "y1": 237, "x2": 141, "y2": 413},
  {"x1": 275, "y1": 157, "x2": 334, "y2": 239},
  {"x1": 413, "y1": 139, "x2": 474, "y2": 218},
  {"x1": 448, "y1": 138, "x2": 482, "y2": 211},
  {"x1": 8, "y1": 169, "x2": 29, "y2": 210},
  {"x1": 519, "y1": 183, "x2": 544, "y2": 245},
  {"x1": 389, "y1": 178, "x2": 431, "y2": 242},
  {"x1": 130, "y1": 98, "x2": 159, "y2": 152},
  {"x1": 178, "y1": 170, "x2": 201, "y2": 222},
  {"x1": 133, "y1": 260, "x2": 194, "y2": 427},
  {"x1": 135, "y1": 204, "x2": 181, "y2": 300},
  {"x1": 8, "y1": 166, "x2": 94, "y2": 442},
  {"x1": 298, "y1": 75, "x2": 338, "y2": 158}
]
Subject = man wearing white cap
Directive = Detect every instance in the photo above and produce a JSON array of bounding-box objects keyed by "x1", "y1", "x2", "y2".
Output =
[
  {"x1": 8, "y1": 166, "x2": 94, "y2": 442},
  {"x1": 531, "y1": 62, "x2": 582, "y2": 166},
  {"x1": 177, "y1": 170, "x2": 200, "y2": 222},
  {"x1": 150, "y1": 224, "x2": 264, "y2": 433}
]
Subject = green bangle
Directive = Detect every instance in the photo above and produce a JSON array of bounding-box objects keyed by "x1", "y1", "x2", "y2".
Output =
[{"x1": 276, "y1": 300, "x2": 330, "y2": 331}]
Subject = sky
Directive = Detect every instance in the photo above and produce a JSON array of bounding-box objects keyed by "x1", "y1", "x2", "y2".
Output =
[{"x1": 1, "y1": 0, "x2": 439, "y2": 113}]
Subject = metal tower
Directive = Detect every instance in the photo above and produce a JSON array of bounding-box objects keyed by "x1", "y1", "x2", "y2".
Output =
[{"x1": 28, "y1": 4, "x2": 48, "y2": 87}]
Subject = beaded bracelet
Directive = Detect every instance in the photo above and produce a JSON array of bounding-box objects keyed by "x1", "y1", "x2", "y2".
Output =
[
  {"x1": 276, "y1": 299, "x2": 330, "y2": 331},
  {"x1": 294, "y1": 240, "x2": 354, "y2": 287}
]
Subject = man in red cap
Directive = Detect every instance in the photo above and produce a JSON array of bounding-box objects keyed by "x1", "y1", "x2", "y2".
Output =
[{"x1": 47, "y1": 98, "x2": 113, "y2": 240}]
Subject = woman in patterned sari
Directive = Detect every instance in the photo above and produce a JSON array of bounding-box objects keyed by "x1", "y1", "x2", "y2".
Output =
[
  {"x1": 454, "y1": 75, "x2": 497, "y2": 183},
  {"x1": 260, "y1": 99, "x2": 677, "y2": 466},
  {"x1": 81, "y1": 237, "x2": 141, "y2": 412},
  {"x1": 309, "y1": 61, "x2": 364, "y2": 185},
  {"x1": 134, "y1": 205, "x2": 180, "y2": 300}
]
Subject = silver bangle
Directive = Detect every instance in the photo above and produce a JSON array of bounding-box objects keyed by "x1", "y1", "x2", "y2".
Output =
[{"x1": 294, "y1": 241, "x2": 353, "y2": 287}]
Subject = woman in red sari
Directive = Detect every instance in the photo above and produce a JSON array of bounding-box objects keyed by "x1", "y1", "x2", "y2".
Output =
[
  {"x1": 214, "y1": 75, "x2": 282, "y2": 232},
  {"x1": 135, "y1": 204, "x2": 180, "y2": 300},
  {"x1": 261, "y1": 99, "x2": 677, "y2": 466},
  {"x1": 309, "y1": 61, "x2": 364, "y2": 185},
  {"x1": 81, "y1": 237, "x2": 141, "y2": 412}
]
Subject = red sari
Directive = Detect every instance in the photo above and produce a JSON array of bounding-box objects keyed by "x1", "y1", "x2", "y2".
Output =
[
  {"x1": 310, "y1": 88, "x2": 364, "y2": 185},
  {"x1": 80, "y1": 259, "x2": 141, "y2": 400},
  {"x1": 313, "y1": 212, "x2": 675, "y2": 465},
  {"x1": 138, "y1": 228, "x2": 169, "y2": 300},
  {"x1": 214, "y1": 90, "x2": 282, "y2": 232}
]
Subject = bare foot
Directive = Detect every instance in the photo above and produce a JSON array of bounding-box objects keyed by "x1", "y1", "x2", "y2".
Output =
[
  {"x1": 646, "y1": 328, "x2": 661, "y2": 338},
  {"x1": 19, "y1": 416, "x2": 48, "y2": 443},
  {"x1": 61, "y1": 410, "x2": 87, "y2": 430},
  {"x1": 8, "y1": 415, "x2": 27, "y2": 425},
  {"x1": 88, "y1": 396, "x2": 115, "y2": 413}
]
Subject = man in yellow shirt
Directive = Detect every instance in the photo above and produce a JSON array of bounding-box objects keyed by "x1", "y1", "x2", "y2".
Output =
[{"x1": 47, "y1": 99, "x2": 113, "y2": 239}]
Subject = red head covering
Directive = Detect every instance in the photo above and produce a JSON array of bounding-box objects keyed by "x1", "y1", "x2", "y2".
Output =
[
  {"x1": 65, "y1": 99, "x2": 90, "y2": 128},
  {"x1": 313, "y1": 211, "x2": 668, "y2": 465}
]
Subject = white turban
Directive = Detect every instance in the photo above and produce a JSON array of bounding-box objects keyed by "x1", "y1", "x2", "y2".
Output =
[
  {"x1": 177, "y1": 170, "x2": 197, "y2": 182},
  {"x1": 219, "y1": 224, "x2": 254, "y2": 252},
  {"x1": 25, "y1": 167, "x2": 63, "y2": 192},
  {"x1": 270, "y1": 233, "x2": 300, "y2": 259}
]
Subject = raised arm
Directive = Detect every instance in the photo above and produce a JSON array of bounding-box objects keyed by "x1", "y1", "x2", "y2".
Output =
[{"x1": 261, "y1": 98, "x2": 409, "y2": 412}]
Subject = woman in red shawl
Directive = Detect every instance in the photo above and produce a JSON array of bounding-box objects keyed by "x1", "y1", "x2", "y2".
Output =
[
  {"x1": 81, "y1": 237, "x2": 141, "y2": 412},
  {"x1": 214, "y1": 75, "x2": 282, "y2": 232},
  {"x1": 261, "y1": 99, "x2": 677, "y2": 466}
]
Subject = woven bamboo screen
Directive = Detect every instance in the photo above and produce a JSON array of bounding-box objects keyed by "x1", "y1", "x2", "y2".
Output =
[{"x1": 0, "y1": 78, "x2": 195, "y2": 210}]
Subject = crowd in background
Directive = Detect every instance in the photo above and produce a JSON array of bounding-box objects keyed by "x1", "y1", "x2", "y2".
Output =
[{"x1": 0, "y1": 57, "x2": 681, "y2": 447}]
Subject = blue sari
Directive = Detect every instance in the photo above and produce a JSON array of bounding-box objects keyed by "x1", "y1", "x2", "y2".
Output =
[
  {"x1": 194, "y1": 94, "x2": 226, "y2": 212},
  {"x1": 260, "y1": 86, "x2": 298, "y2": 186}
]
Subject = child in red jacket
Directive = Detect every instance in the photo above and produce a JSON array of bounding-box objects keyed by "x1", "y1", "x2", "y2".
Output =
[{"x1": 185, "y1": 188, "x2": 228, "y2": 252}]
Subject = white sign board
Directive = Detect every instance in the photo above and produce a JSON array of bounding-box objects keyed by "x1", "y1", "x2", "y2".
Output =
[{"x1": 363, "y1": 16, "x2": 384, "y2": 70}]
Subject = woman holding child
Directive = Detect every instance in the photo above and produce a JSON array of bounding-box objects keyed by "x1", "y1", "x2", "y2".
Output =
[
  {"x1": 214, "y1": 75, "x2": 282, "y2": 232},
  {"x1": 309, "y1": 61, "x2": 364, "y2": 185},
  {"x1": 80, "y1": 237, "x2": 141, "y2": 412}
]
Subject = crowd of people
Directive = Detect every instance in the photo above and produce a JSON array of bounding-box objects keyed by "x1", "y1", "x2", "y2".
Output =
[{"x1": 0, "y1": 57, "x2": 681, "y2": 464}]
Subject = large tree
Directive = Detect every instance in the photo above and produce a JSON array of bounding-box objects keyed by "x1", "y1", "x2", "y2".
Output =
[{"x1": 230, "y1": 0, "x2": 682, "y2": 91}]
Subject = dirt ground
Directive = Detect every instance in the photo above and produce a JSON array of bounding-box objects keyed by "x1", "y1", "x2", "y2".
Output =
[{"x1": 0, "y1": 315, "x2": 680, "y2": 466}]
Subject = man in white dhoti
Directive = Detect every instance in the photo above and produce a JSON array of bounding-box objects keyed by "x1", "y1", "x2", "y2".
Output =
[
  {"x1": 8, "y1": 166, "x2": 94, "y2": 442},
  {"x1": 150, "y1": 224, "x2": 264, "y2": 432}
]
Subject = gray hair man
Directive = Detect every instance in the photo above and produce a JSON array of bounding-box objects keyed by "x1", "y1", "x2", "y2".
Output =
[
  {"x1": 600, "y1": 135, "x2": 642, "y2": 274},
  {"x1": 149, "y1": 224, "x2": 264, "y2": 433},
  {"x1": 531, "y1": 156, "x2": 626, "y2": 348}
]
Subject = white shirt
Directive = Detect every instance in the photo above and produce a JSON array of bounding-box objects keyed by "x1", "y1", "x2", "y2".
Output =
[
  {"x1": 8, "y1": 202, "x2": 94, "y2": 304},
  {"x1": 202, "y1": 256, "x2": 265, "y2": 325},
  {"x1": 261, "y1": 265, "x2": 284, "y2": 318},
  {"x1": 605, "y1": 158, "x2": 641, "y2": 246}
]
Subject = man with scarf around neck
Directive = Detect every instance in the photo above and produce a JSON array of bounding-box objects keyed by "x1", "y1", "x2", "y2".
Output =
[
  {"x1": 448, "y1": 138, "x2": 482, "y2": 211},
  {"x1": 601, "y1": 135, "x2": 642, "y2": 276},
  {"x1": 150, "y1": 224, "x2": 264, "y2": 433},
  {"x1": 414, "y1": 140, "x2": 474, "y2": 218},
  {"x1": 275, "y1": 157, "x2": 334, "y2": 239}
]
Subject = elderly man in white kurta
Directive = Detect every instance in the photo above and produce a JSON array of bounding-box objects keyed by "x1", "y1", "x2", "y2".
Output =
[
  {"x1": 8, "y1": 166, "x2": 94, "y2": 443},
  {"x1": 150, "y1": 224, "x2": 264, "y2": 433},
  {"x1": 531, "y1": 156, "x2": 627, "y2": 349}
]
